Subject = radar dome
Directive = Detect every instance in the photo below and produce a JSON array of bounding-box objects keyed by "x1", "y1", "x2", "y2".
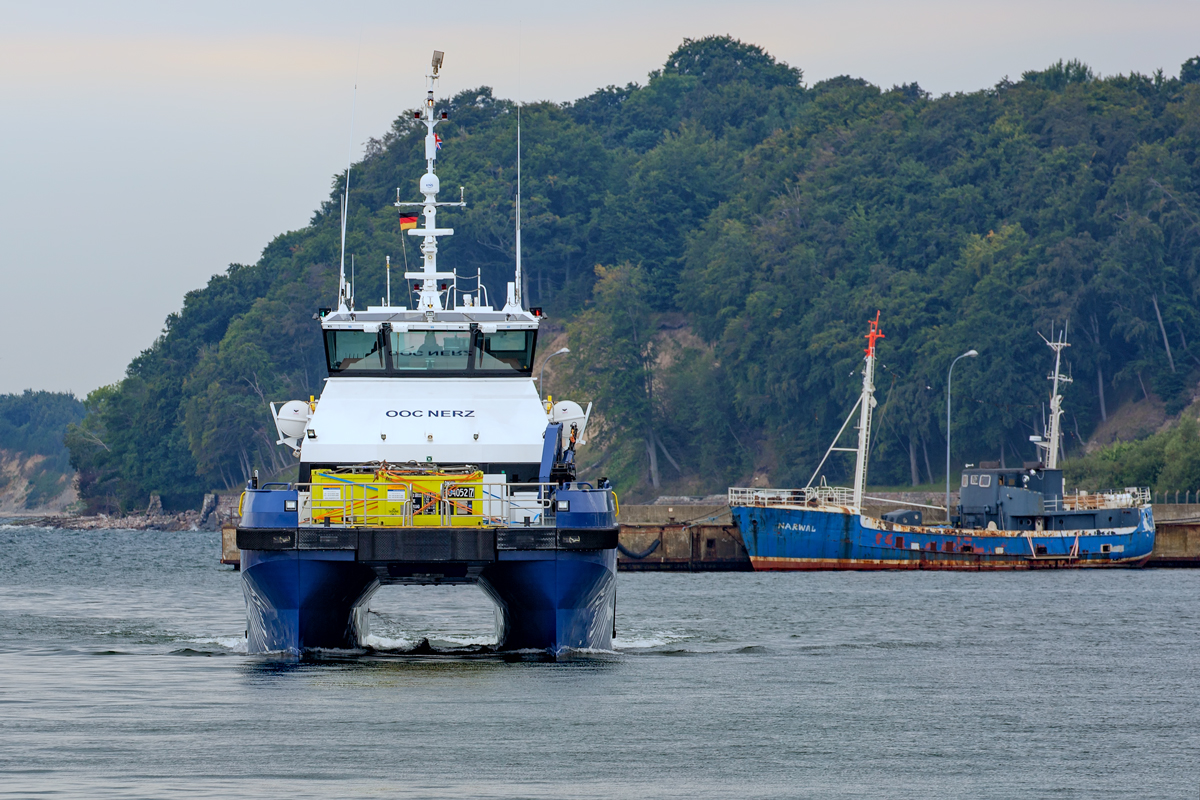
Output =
[
  {"x1": 420, "y1": 173, "x2": 440, "y2": 195},
  {"x1": 275, "y1": 400, "x2": 310, "y2": 440},
  {"x1": 550, "y1": 400, "x2": 585, "y2": 424}
]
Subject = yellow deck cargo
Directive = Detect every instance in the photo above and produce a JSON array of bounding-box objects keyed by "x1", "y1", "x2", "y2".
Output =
[{"x1": 305, "y1": 467, "x2": 486, "y2": 527}]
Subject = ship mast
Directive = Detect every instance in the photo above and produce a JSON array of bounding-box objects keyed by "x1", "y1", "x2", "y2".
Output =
[
  {"x1": 394, "y1": 50, "x2": 463, "y2": 314},
  {"x1": 852, "y1": 312, "x2": 884, "y2": 508},
  {"x1": 1038, "y1": 328, "x2": 1072, "y2": 469}
]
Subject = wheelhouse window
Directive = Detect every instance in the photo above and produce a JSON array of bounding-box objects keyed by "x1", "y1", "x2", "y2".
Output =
[
  {"x1": 324, "y1": 330, "x2": 385, "y2": 373},
  {"x1": 322, "y1": 324, "x2": 537, "y2": 377},
  {"x1": 475, "y1": 330, "x2": 535, "y2": 374},
  {"x1": 391, "y1": 330, "x2": 472, "y2": 372}
]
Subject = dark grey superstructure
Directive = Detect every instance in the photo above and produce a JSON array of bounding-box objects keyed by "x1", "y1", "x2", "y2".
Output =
[{"x1": 957, "y1": 463, "x2": 1143, "y2": 532}]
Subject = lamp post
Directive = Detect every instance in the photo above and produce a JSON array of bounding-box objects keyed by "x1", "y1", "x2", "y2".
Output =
[
  {"x1": 945, "y1": 349, "x2": 979, "y2": 523},
  {"x1": 539, "y1": 347, "x2": 570, "y2": 402}
]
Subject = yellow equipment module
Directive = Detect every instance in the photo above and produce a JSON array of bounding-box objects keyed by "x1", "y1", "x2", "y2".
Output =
[{"x1": 308, "y1": 468, "x2": 485, "y2": 527}]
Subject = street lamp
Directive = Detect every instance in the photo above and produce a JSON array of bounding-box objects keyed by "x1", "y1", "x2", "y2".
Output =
[
  {"x1": 539, "y1": 347, "x2": 570, "y2": 401},
  {"x1": 946, "y1": 349, "x2": 979, "y2": 523}
]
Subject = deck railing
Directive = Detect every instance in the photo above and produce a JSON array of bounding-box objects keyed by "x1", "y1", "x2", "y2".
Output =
[
  {"x1": 1042, "y1": 487, "x2": 1150, "y2": 513},
  {"x1": 728, "y1": 485, "x2": 856, "y2": 509},
  {"x1": 298, "y1": 480, "x2": 561, "y2": 528}
]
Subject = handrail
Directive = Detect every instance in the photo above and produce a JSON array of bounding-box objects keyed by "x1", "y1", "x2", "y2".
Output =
[
  {"x1": 1044, "y1": 488, "x2": 1150, "y2": 512},
  {"x1": 860, "y1": 495, "x2": 947, "y2": 512},
  {"x1": 729, "y1": 485, "x2": 856, "y2": 509},
  {"x1": 295, "y1": 479, "x2": 581, "y2": 529}
]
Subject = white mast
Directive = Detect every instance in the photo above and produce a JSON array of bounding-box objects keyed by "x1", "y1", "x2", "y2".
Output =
[
  {"x1": 337, "y1": 84, "x2": 357, "y2": 313},
  {"x1": 394, "y1": 50, "x2": 463, "y2": 314},
  {"x1": 514, "y1": 101, "x2": 522, "y2": 308},
  {"x1": 1038, "y1": 328, "x2": 1072, "y2": 469},
  {"x1": 852, "y1": 312, "x2": 884, "y2": 508}
]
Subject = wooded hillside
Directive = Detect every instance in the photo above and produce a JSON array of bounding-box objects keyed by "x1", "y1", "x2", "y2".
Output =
[
  {"x1": 65, "y1": 37, "x2": 1200, "y2": 509},
  {"x1": 0, "y1": 391, "x2": 84, "y2": 509}
]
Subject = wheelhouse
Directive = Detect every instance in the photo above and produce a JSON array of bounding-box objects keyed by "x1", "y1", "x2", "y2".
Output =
[{"x1": 323, "y1": 323, "x2": 537, "y2": 378}]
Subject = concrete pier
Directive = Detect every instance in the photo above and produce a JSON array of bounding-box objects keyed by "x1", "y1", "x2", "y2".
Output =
[
  {"x1": 1147, "y1": 504, "x2": 1200, "y2": 567},
  {"x1": 616, "y1": 505, "x2": 750, "y2": 571}
]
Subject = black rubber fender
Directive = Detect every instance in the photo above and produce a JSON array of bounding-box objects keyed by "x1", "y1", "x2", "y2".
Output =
[{"x1": 617, "y1": 539, "x2": 661, "y2": 559}]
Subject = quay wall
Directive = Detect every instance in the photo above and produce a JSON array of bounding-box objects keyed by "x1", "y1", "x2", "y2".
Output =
[
  {"x1": 616, "y1": 504, "x2": 749, "y2": 571},
  {"x1": 617, "y1": 502, "x2": 1200, "y2": 570},
  {"x1": 1148, "y1": 504, "x2": 1200, "y2": 566}
]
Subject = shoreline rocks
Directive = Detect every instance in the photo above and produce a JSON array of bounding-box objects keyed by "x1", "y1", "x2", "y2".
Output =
[{"x1": 3, "y1": 508, "x2": 209, "y2": 532}]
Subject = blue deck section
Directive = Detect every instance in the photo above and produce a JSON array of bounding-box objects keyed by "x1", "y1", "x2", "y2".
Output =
[
  {"x1": 731, "y1": 504, "x2": 1155, "y2": 569},
  {"x1": 239, "y1": 488, "x2": 298, "y2": 529},
  {"x1": 554, "y1": 486, "x2": 615, "y2": 529}
]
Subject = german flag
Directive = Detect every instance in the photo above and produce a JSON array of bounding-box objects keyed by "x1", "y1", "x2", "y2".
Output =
[{"x1": 399, "y1": 213, "x2": 419, "y2": 230}]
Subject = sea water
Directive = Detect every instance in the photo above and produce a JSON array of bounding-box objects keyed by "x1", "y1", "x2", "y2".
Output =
[{"x1": 0, "y1": 526, "x2": 1197, "y2": 799}]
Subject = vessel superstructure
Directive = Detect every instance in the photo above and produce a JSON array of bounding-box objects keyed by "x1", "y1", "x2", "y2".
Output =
[
  {"x1": 236, "y1": 53, "x2": 617, "y2": 655},
  {"x1": 730, "y1": 316, "x2": 1155, "y2": 569}
]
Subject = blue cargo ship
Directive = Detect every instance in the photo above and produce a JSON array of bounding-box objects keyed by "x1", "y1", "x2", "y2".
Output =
[
  {"x1": 730, "y1": 316, "x2": 1155, "y2": 570},
  {"x1": 236, "y1": 51, "x2": 617, "y2": 656}
]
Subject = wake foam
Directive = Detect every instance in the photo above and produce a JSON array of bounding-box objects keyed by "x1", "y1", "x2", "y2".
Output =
[{"x1": 189, "y1": 636, "x2": 248, "y2": 653}]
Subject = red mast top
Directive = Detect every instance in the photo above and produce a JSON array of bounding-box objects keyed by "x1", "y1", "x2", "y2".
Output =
[{"x1": 864, "y1": 311, "x2": 885, "y2": 357}]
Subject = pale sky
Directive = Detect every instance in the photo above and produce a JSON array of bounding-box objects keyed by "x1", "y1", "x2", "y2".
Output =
[{"x1": 2, "y1": 0, "x2": 1198, "y2": 396}]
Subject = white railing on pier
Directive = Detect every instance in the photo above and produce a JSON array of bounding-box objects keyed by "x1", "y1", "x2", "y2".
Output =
[
  {"x1": 1042, "y1": 487, "x2": 1150, "y2": 513},
  {"x1": 728, "y1": 485, "x2": 856, "y2": 509}
]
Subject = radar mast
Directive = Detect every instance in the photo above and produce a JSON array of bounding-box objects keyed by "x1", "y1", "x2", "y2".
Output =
[
  {"x1": 1038, "y1": 328, "x2": 1072, "y2": 469},
  {"x1": 394, "y1": 50, "x2": 464, "y2": 313}
]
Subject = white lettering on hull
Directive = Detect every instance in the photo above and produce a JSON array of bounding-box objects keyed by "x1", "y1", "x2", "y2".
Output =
[{"x1": 385, "y1": 409, "x2": 475, "y2": 418}]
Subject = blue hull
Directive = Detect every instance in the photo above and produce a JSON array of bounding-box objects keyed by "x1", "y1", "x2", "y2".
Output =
[
  {"x1": 731, "y1": 505, "x2": 1155, "y2": 570},
  {"x1": 237, "y1": 483, "x2": 617, "y2": 657},
  {"x1": 478, "y1": 550, "x2": 616, "y2": 655},
  {"x1": 241, "y1": 547, "x2": 615, "y2": 656},
  {"x1": 241, "y1": 550, "x2": 379, "y2": 654}
]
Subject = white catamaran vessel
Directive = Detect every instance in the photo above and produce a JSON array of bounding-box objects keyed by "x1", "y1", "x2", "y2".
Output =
[{"x1": 237, "y1": 52, "x2": 618, "y2": 655}]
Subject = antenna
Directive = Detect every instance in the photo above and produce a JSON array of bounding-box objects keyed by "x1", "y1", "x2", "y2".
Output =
[
  {"x1": 338, "y1": 84, "x2": 358, "y2": 312},
  {"x1": 514, "y1": 24, "x2": 523, "y2": 308},
  {"x1": 1036, "y1": 326, "x2": 1072, "y2": 469},
  {"x1": 515, "y1": 104, "x2": 522, "y2": 307},
  {"x1": 400, "y1": 235, "x2": 409, "y2": 287},
  {"x1": 386, "y1": 256, "x2": 391, "y2": 307}
]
